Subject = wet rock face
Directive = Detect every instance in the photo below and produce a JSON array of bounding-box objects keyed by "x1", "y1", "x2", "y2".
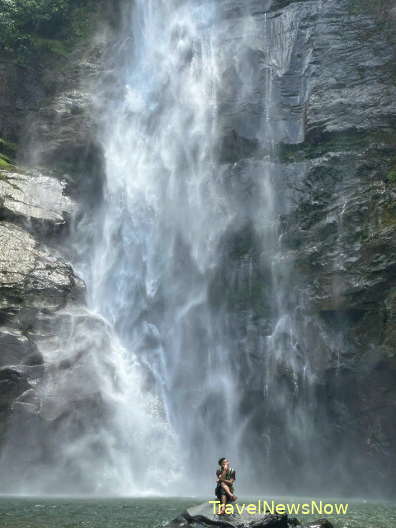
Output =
[
  {"x1": 0, "y1": 220, "x2": 83, "y2": 311},
  {"x1": 0, "y1": 166, "x2": 84, "y2": 446},
  {"x1": 0, "y1": 2, "x2": 121, "y2": 485},
  {"x1": 0, "y1": 167, "x2": 82, "y2": 315},
  {"x1": 0, "y1": 3, "x2": 114, "y2": 449},
  {"x1": 204, "y1": 0, "x2": 396, "y2": 497},
  {"x1": 0, "y1": 168, "x2": 75, "y2": 235},
  {"x1": 275, "y1": 0, "x2": 396, "y2": 497},
  {"x1": 0, "y1": 61, "x2": 45, "y2": 141}
]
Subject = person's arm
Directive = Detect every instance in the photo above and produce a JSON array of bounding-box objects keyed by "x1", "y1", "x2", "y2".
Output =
[
  {"x1": 221, "y1": 470, "x2": 236, "y2": 486},
  {"x1": 217, "y1": 468, "x2": 228, "y2": 482}
]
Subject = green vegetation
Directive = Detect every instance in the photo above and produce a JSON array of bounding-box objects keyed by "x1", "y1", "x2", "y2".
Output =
[
  {"x1": 381, "y1": 204, "x2": 396, "y2": 226},
  {"x1": 0, "y1": 0, "x2": 99, "y2": 63},
  {"x1": 279, "y1": 129, "x2": 396, "y2": 163},
  {"x1": 0, "y1": 138, "x2": 16, "y2": 169},
  {"x1": 387, "y1": 169, "x2": 396, "y2": 183},
  {"x1": 0, "y1": 155, "x2": 12, "y2": 169},
  {"x1": 30, "y1": 36, "x2": 69, "y2": 58}
]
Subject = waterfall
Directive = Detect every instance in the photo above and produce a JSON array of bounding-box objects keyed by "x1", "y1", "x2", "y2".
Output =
[
  {"x1": 83, "y1": 0, "x2": 319, "y2": 494},
  {"x1": 0, "y1": 0, "x2": 322, "y2": 496}
]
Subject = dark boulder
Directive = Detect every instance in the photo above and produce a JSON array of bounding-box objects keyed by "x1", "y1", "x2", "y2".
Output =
[{"x1": 164, "y1": 502, "x2": 333, "y2": 528}]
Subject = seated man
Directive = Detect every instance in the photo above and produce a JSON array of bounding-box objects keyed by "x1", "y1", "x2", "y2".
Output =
[{"x1": 215, "y1": 457, "x2": 237, "y2": 515}]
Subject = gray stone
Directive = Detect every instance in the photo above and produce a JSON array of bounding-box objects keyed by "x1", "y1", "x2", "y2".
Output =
[
  {"x1": 0, "y1": 367, "x2": 30, "y2": 411},
  {"x1": 165, "y1": 501, "x2": 287, "y2": 528},
  {"x1": 0, "y1": 168, "x2": 74, "y2": 227},
  {"x1": 164, "y1": 501, "x2": 333, "y2": 528},
  {"x1": 0, "y1": 221, "x2": 84, "y2": 312},
  {"x1": 0, "y1": 327, "x2": 42, "y2": 367}
]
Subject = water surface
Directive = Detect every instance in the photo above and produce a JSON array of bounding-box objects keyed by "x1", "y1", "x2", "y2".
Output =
[{"x1": 0, "y1": 497, "x2": 395, "y2": 528}]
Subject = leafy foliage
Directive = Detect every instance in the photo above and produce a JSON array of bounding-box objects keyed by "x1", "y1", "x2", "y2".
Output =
[{"x1": 0, "y1": 0, "x2": 96, "y2": 61}]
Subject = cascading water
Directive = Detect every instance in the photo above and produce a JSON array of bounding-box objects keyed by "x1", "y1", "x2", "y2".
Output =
[
  {"x1": 82, "y1": 0, "x2": 320, "y2": 494},
  {"x1": 0, "y1": 0, "x2": 323, "y2": 496}
]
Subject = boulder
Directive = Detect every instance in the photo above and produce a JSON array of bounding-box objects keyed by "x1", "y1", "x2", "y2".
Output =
[
  {"x1": 0, "y1": 183, "x2": 83, "y2": 445},
  {"x1": 164, "y1": 502, "x2": 333, "y2": 528},
  {"x1": 0, "y1": 167, "x2": 75, "y2": 235},
  {"x1": 0, "y1": 221, "x2": 84, "y2": 313}
]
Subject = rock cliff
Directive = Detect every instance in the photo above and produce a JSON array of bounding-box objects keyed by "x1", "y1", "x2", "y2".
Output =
[
  {"x1": 0, "y1": 0, "x2": 114, "y2": 459},
  {"x1": 278, "y1": 0, "x2": 396, "y2": 496}
]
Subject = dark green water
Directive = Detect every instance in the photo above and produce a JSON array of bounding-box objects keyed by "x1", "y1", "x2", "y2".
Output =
[{"x1": 0, "y1": 496, "x2": 395, "y2": 528}]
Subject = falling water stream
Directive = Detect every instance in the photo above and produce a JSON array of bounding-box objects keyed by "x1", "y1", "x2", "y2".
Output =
[
  {"x1": 81, "y1": 0, "x2": 319, "y2": 495},
  {"x1": 0, "y1": 0, "x2": 323, "y2": 496}
]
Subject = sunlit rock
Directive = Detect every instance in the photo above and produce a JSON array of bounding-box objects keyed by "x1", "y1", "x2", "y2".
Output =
[{"x1": 0, "y1": 167, "x2": 75, "y2": 233}]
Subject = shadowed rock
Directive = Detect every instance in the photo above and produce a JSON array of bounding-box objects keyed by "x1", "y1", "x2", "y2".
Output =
[{"x1": 164, "y1": 502, "x2": 333, "y2": 528}]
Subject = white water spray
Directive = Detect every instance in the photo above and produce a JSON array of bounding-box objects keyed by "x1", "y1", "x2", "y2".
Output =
[{"x1": 0, "y1": 0, "x2": 320, "y2": 496}]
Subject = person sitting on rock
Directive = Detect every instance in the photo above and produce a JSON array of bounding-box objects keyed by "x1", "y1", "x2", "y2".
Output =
[{"x1": 215, "y1": 457, "x2": 237, "y2": 515}]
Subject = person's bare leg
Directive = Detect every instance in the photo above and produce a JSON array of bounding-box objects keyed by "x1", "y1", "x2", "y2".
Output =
[
  {"x1": 218, "y1": 495, "x2": 227, "y2": 515},
  {"x1": 220, "y1": 482, "x2": 237, "y2": 501}
]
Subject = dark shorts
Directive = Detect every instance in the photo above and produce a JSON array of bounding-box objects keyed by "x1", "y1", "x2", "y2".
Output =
[
  {"x1": 215, "y1": 484, "x2": 234, "y2": 500},
  {"x1": 215, "y1": 484, "x2": 226, "y2": 499}
]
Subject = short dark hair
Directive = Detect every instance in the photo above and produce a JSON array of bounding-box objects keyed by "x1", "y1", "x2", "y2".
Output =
[{"x1": 218, "y1": 457, "x2": 226, "y2": 466}]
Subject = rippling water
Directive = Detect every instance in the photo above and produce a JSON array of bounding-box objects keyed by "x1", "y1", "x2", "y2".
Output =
[{"x1": 0, "y1": 497, "x2": 395, "y2": 528}]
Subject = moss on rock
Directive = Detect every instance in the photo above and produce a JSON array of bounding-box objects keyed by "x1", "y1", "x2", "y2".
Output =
[
  {"x1": 279, "y1": 128, "x2": 396, "y2": 163},
  {"x1": 0, "y1": 156, "x2": 13, "y2": 169},
  {"x1": 387, "y1": 168, "x2": 396, "y2": 183},
  {"x1": 30, "y1": 36, "x2": 70, "y2": 58}
]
